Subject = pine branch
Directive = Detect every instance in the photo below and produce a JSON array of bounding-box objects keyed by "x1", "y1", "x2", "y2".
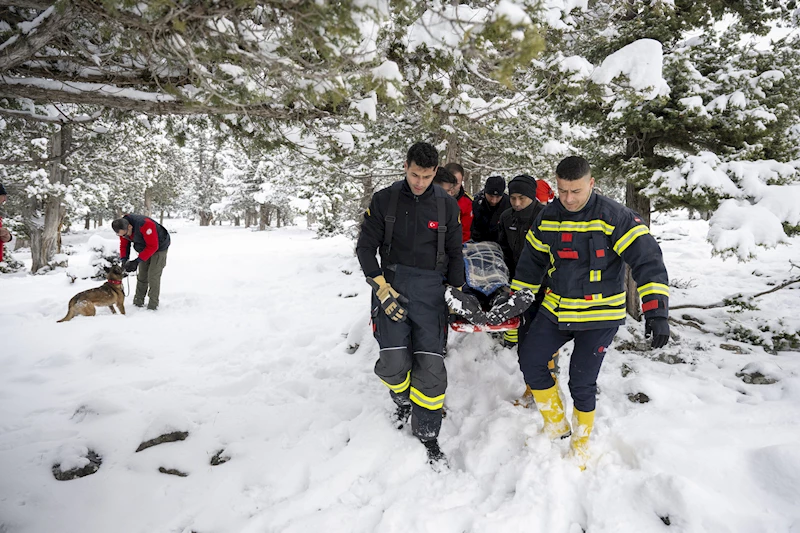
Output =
[{"x1": 0, "y1": 1, "x2": 76, "y2": 72}]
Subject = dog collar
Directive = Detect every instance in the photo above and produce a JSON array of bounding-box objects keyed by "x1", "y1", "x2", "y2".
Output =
[{"x1": 108, "y1": 279, "x2": 123, "y2": 285}]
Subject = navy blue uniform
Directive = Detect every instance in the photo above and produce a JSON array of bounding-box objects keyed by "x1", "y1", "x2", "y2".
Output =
[
  {"x1": 512, "y1": 192, "x2": 669, "y2": 410},
  {"x1": 356, "y1": 180, "x2": 464, "y2": 440}
]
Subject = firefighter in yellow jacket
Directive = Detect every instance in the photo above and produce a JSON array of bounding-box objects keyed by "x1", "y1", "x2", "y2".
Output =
[{"x1": 511, "y1": 156, "x2": 670, "y2": 468}]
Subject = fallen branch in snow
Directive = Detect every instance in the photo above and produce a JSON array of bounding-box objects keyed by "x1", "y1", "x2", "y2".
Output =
[
  {"x1": 671, "y1": 275, "x2": 800, "y2": 310},
  {"x1": 669, "y1": 316, "x2": 714, "y2": 335}
]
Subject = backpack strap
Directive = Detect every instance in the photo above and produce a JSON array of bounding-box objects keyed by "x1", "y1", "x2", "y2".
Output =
[
  {"x1": 434, "y1": 186, "x2": 448, "y2": 273},
  {"x1": 380, "y1": 181, "x2": 403, "y2": 264}
]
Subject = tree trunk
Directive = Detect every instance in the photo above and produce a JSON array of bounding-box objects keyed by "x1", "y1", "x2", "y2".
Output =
[
  {"x1": 444, "y1": 132, "x2": 460, "y2": 167},
  {"x1": 159, "y1": 209, "x2": 164, "y2": 225},
  {"x1": 234, "y1": 215, "x2": 240, "y2": 226},
  {"x1": 360, "y1": 174, "x2": 374, "y2": 210},
  {"x1": 199, "y1": 211, "x2": 213, "y2": 226},
  {"x1": 623, "y1": 134, "x2": 657, "y2": 321},
  {"x1": 85, "y1": 215, "x2": 90, "y2": 230},
  {"x1": 624, "y1": 180, "x2": 651, "y2": 322},
  {"x1": 144, "y1": 186, "x2": 153, "y2": 217},
  {"x1": 259, "y1": 203, "x2": 268, "y2": 231},
  {"x1": 276, "y1": 208, "x2": 282, "y2": 228},
  {"x1": 28, "y1": 124, "x2": 72, "y2": 273}
]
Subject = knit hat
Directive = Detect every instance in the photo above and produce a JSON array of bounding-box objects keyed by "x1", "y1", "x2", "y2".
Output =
[
  {"x1": 0, "y1": 183, "x2": 7, "y2": 196},
  {"x1": 508, "y1": 174, "x2": 537, "y2": 200},
  {"x1": 536, "y1": 180, "x2": 555, "y2": 203},
  {"x1": 484, "y1": 176, "x2": 505, "y2": 196}
]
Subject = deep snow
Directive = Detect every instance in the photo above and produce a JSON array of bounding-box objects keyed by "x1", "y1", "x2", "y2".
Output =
[{"x1": 1, "y1": 215, "x2": 799, "y2": 533}]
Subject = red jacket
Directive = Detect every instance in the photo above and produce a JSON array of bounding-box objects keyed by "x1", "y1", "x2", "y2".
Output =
[{"x1": 457, "y1": 188, "x2": 473, "y2": 242}]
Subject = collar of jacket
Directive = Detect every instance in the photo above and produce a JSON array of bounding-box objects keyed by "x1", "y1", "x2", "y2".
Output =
[
  {"x1": 513, "y1": 201, "x2": 539, "y2": 221},
  {"x1": 401, "y1": 178, "x2": 435, "y2": 200},
  {"x1": 456, "y1": 186, "x2": 467, "y2": 200},
  {"x1": 555, "y1": 190, "x2": 598, "y2": 216}
]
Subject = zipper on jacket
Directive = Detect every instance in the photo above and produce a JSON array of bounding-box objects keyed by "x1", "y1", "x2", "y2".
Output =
[{"x1": 412, "y1": 194, "x2": 418, "y2": 266}]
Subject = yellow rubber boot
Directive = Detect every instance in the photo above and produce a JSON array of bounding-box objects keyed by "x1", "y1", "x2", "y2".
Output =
[
  {"x1": 570, "y1": 409, "x2": 595, "y2": 470},
  {"x1": 531, "y1": 385, "x2": 571, "y2": 439}
]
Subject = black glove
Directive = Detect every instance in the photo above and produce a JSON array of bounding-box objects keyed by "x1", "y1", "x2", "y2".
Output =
[
  {"x1": 124, "y1": 259, "x2": 140, "y2": 272},
  {"x1": 645, "y1": 317, "x2": 670, "y2": 348}
]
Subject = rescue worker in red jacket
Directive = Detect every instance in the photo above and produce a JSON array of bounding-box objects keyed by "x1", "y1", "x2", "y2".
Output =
[
  {"x1": 112, "y1": 214, "x2": 171, "y2": 310},
  {"x1": 511, "y1": 156, "x2": 670, "y2": 468},
  {"x1": 444, "y1": 162, "x2": 473, "y2": 243}
]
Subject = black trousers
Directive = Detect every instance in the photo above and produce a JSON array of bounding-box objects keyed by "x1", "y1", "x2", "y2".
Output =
[
  {"x1": 518, "y1": 311, "x2": 618, "y2": 412},
  {"x1": 372, "y1": 265, "x2": 447, "y2": 441}
]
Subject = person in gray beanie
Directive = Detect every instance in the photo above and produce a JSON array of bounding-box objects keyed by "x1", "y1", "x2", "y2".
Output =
[{"x1": 471, "y1": 175, "x2": 510, "y2": 243}]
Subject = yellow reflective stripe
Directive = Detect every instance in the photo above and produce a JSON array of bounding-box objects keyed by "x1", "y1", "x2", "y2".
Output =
[
  {"x1": 613, "y1": 225, "x2": 650, "y2": 255},
  {"x1": 526, "y1": 231, "x2": 551, "y2": 254},
  {"x1": 366, "y1": 208, "x2": 371, "y2": 217},
  {"x1": 510, "y1": 279, "x2": 540, "y2": 292},
  {"x1": 558, "y1": 308, "x2": 627, "y2": 322},
  {"x1": 638, "y1": 282, "x2": 670, "y2": 298},
  {"x1": 538, "y1": 219, "x2": 615, "y2": 235},
  {"x1": 590, "y1": 270, "x2": 602, "y2": 282},
  {"x1": 504, "y1": 329, "x2": 518, "y2": 342},
  {"x1": 381, "y1": 371, "x2": 410, "y2": 394},
  {"x1": 410, "y1": 387, "x2": 445, "y2": 410},
  {"x1": 558, "y1": 292, "x2": 625, "y2": 309}
]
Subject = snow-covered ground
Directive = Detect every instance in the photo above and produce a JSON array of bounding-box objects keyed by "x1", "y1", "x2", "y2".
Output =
[{"x1": 1, "y1": 215, "x2": 799, "y2": 533}]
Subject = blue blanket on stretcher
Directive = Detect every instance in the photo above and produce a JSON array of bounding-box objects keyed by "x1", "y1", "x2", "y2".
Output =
[{"x1": 462, "y1": 241, "x2": 509, "y2": 296}]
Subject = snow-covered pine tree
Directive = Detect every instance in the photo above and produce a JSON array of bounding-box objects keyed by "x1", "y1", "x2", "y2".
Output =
[{"x1": 540, "y1": 1, "x2": 800, "y2": 258}]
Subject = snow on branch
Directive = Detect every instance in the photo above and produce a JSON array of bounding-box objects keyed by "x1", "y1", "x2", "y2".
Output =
[
  {"x1": 646, "y1": 152, "x2": 800, "y2": 260},
  {"x1": 0, "y1": 1, "x2": 75, "y2": 72}
]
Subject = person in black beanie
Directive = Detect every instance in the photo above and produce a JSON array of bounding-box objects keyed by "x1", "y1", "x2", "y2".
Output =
[
  {"x1": 497, "y1": 174, "x2": 546, "y2": 347},
  {"x1": 471, "y1": 175, "x2": 510, "y2": 243}
]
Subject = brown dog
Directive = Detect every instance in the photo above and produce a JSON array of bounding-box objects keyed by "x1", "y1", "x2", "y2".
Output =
[{"x1": 57, "y1": 264, "x2": 126, "y2": 322}]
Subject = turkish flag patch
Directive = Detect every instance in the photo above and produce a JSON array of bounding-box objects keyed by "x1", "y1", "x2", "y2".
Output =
[{"x1": 428, "y1": 221, "x2": 439, "y2": 230}]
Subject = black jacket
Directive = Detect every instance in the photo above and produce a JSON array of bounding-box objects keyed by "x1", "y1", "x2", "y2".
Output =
[
  {"x1": 497, "y1": 201, "x2": 544, "y2": 279},
  {"x1": 470, "y1": 191, "x2": 511, "y2": 244},
  {"x1": 512, "y1": 192, "x2": 669, "y2": 330},
  {"x1": 119, "y1": 214, "x2": 170, "y2": 262},
  {"x1": 356, "y1": 180, "x2": 465, "y2": 287}
]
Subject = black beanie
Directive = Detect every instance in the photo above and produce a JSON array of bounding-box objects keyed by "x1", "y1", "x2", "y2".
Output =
[
  {"x1": 0, "y1": 183, "x2": 7, "y2": 196},
  {"x1": 508, "y1": 174, "x2": 537, "y2": 200},
  {"x1": 484, "y1": 176, "x2": 505, "y2": 196}
]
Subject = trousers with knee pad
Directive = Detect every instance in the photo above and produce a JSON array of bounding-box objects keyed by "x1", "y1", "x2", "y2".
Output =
[
  {"x1": 372, "y1": 265, "x2": 447, "y2": 440},
  {"x1": 518, "y1": 311, "x2": 617, "y2": 412}
]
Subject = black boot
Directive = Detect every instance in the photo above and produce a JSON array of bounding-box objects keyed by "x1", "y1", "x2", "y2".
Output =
[
  {"x1": 486, "y1": 288, "x2": 536, "y2": 324},
  {"x1": 392, "y1": 403, "x2": 412, "y2": 429},
  {"x1": 423, "y1": 439, "x2": 449, "y2": 471},
  {"x1": 445, "y1": 287, "x2": 488, "y2": 325}
]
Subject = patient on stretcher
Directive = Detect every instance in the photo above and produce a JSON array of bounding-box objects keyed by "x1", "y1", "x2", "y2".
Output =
[{"x1": 445, "y1": 241, "x2": 536, "y2": 330}]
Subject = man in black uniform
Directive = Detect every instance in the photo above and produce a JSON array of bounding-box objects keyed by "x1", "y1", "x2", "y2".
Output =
[
  {"x1": 471, "y1": 175, "x2": 510, "y2": 243},
  {"x1": 356, "y1": 142, "x2": 465, "y2": 467},
  {"x1": 512, "y1": 156, "x2": 670, "y2": 468}
]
